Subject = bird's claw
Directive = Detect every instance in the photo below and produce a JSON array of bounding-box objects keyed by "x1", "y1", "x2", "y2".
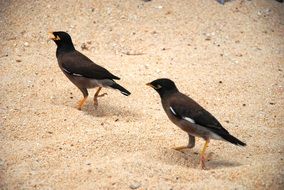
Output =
[
  {"x1": 77, "y1": 97, "x2": 87, "y2": 110},
  {"x1": 93, "y1": 93, "x2": 107, "y2": 107},
  {"x1": 200, "y1": 156, "x2": 207, "y2": 170},
  {"x1": 93, "y1": 99, "x2": 98, "y2": 107},
  {"x1": 97, "y1": 92, "x2": 107, "y2": 97}
]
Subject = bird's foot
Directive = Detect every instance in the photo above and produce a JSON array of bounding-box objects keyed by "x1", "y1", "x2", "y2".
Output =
[
  {"x1": 173, "y1": 146, "x2": 189, "y2": 152},
  {"x1": 200, "y1": 155, "x2": 207, "y2": 170},
  {"x1": 97, "y1": 92, "x2": 107, "y2": 97},
  {"x1": 93, "y1": 93, "x2": 107, "y2": 107},
  {"x1": 93, "y1": 99, "x2": 98, "y2": 107},
  {"x1": 77, "y1": 97, "x2": 87, "y2": 110}
]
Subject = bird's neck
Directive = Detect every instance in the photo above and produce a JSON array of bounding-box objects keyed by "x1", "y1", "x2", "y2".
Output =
[
  {"x1": 56, "y1": 44, "x2": 75, "y2": 57},
  {"x1": 159, "y1": 89, "x2": 178, "y2": 99}
]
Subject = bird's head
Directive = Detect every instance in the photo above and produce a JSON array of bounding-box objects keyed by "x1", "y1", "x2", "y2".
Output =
[
  {"x1": 146, "y1": 78, "x2": 178, "y2": 97},
  {"x1": 48, "y1": 31, "x2": 74, "y2": 50}
]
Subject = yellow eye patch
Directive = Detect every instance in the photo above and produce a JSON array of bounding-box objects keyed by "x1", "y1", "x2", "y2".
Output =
[
  {"x1": 53, "y1": 35, "x2": 60, "y2": 40},
  {"x1": 146, "y1": 83, "x2": 162, "y2": 90}
]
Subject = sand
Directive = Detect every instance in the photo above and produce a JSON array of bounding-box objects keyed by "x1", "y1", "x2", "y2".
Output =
[{"x1": 0, "y1": 0, "x2": 283, "y2": 189}]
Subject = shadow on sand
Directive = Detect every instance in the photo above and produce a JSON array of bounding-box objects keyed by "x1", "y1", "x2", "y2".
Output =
[
  {"x1": 153, "y1": 148, "x2": 242, "y2": 170},
  {"x1": 81, "y1": 100, "x2": 139, "y2": 119}
]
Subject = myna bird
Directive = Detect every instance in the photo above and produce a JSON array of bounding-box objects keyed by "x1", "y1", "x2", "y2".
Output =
[
  {"x1": 49, "y1": 31, "x2": 130, "y2": 110},
  {"x1": 147, "y1": 78, "x2": 246, "y2": 169}
]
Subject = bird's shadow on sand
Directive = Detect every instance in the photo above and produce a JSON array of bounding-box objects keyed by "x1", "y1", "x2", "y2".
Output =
[
  {"x1": 51, "y1": 97, "x2": 139, "y2": 118},
  {"x1": 155, "y1": 148, "x2": 242, "y2": 170},
  {"x1": 81, "y1": 101, "x2": 139, "y2": 118}
]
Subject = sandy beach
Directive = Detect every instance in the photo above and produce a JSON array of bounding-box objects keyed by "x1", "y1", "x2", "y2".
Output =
[{"x1": 0, "y1": 0, "x2": 283, "y2": 189}]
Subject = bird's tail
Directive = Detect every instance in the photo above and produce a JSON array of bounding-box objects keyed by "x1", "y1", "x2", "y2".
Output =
[
  {"x1": 221, "y1": 133, "x2": 246, "y2": 146},
  {"x1": 110, "y1": 82, "x2": 131, "y2": 96}
]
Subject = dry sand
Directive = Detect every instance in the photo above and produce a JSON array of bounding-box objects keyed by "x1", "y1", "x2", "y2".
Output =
[{"x1": 0, "y1": 0, "x2": 284, "y2": 189}]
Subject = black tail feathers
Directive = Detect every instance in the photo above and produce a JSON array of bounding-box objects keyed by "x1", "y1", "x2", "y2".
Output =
[
  {"x1": 222, "y1": 133, "x2": 246, "y2": 146},
  {"x1": 110, "y1": 82, "x2": 131, "y2": 96}
]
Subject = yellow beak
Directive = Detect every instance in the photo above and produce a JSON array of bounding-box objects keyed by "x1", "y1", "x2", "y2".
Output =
[
  {"x1": 146, "y1": 83, "x2": 154, "y2": 88},
  {"x1": 48, "y1": 31, "x2": 60, "y2": 41}
]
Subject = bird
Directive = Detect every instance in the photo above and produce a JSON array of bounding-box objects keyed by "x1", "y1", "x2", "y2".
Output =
[
  {"x1": 49, "y1": 31, "x2": 130, "y2": 110},
  {"x1": 146, "y1": 78, "x2": 246, "y2": 169}
]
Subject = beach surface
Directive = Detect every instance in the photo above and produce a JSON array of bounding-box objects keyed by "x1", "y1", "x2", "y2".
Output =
[{"x1": 0, "y1": 0, "x2": 283, "y2": 189}]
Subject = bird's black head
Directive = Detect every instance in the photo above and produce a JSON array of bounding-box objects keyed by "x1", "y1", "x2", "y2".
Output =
[
  {"x1": 147, "y1": 78, "x2": 178, "y2": 97},
  {"x1": 49, "y1": 31, "x2": 75, "y2": 51}
]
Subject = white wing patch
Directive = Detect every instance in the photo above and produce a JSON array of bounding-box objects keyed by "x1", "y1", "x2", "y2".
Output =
[
  {"x1": 62, "y1": 67, "x2": 71, "y2": 74},
  {"x1": 121, "y1": 91, "x2": 129, "y2": 96},
  {"x1": 183, "y1": 116, "x2": 195, "y2": 124},
  {"x1": 170, "y1": 106, "x2": 195, "y2": 124},
  {"x1": 72, "y1": 73, "x2": 84, "y2": 77},
  {"x1": 169, "y1": 106, "x2": 177, "y2": 116},
  {"x1": 62, "y1": 67, "x2": 83, "y2": 77}
]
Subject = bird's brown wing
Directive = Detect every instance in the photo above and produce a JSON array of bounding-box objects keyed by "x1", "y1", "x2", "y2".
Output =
[
  {"x1": 59, "y1": 51, "x2": 120, "y2": 80},
  {"x1": 169, "y1": 93, "x2": 229, "y2": 134}
]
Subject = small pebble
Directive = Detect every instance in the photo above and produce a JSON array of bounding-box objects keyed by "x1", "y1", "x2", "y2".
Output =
[
  {"x1": 257, "y1": 8, "x2": 271, "y2": 16},
  {"x1": 144, "y1": 64, "x2": 149, "y2": 69},
  {"x1": 0, "y1": 159, "x2": 4, "y2": 166},
  {"x1": 129, "y1": 182, "x2": 141, "y2": 189},
  {"x1": 24, "y1": 42, "x2": 29, "y2": 47},
  {"x1": 151, "y1": 31, "x2": 157, "y2": 35}
]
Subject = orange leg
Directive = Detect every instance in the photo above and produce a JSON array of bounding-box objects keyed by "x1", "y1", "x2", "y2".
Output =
[
  {"x1": 93, "y1": 87, "x2": 107, "y2": 106},
  {"x1": 77, "y1": 97, "x2": 87, "y2": 110},
  {"x1": 200, "y1": 139, "x2": 210, "y2": 170}
]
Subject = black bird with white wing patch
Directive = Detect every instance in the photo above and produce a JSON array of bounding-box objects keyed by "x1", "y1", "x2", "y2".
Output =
[
  {"x1": 147, "y1": 78, "x2": 246, "y2": 169},
  {"x1": 49, "y1": 31, "x2": 130, "y2": 110}
]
